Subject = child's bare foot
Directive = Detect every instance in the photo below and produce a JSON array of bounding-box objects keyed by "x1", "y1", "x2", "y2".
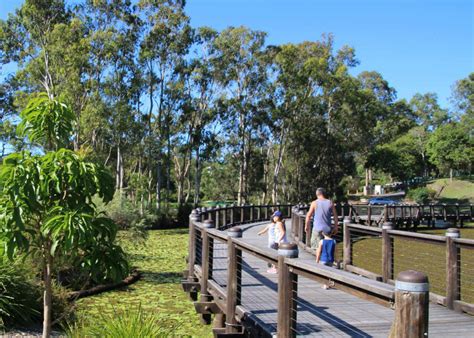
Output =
[{"x1": 322, "y1": 284, "x2": 330, "y2": 290}]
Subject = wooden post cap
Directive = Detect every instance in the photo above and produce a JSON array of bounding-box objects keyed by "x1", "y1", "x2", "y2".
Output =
[
  {"x1": 343, "y1": 216, "x2": 351, "y2": 224},
  {"x1": 382, "y1": 222, "x2": 394, "y2": 230},
  {"x1": 227, "y1": 227, "x2": 242, "y2": 238},
  {"x1": 201, "y1": 207, "x2": 208, "y2": 212},
  {"x1": 190, "y1": 210, "x2": 200, "y2": 221},
  {"x1": 202, "y1": 220, "x2": 214, "y2": 228},
  {"x1": 445, "y1": 228, "x2": 460, "y2": 238},
  {"x1": 395, "y1": 270, "x2": 429, "y2": 292},
  {"x1": 278, "y1": 243, "x2": 299, "y2": 258}
]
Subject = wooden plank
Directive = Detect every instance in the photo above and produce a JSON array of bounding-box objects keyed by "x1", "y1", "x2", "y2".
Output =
[
  {"x1": 453, "y1": 300, "x2": 474, "y2": 315},
  {"x1": 286, "y1": 258, "x2": 394, "y2": 300},
  {"x1": 347, "y1": 223, "x2": 382, "y2": 234},
  {"x1": 388, "y1": 229, "x2": 445, "y2": 243},
  {"x1": 345, "y1": 264, "x2": 383, "y2": 281}
]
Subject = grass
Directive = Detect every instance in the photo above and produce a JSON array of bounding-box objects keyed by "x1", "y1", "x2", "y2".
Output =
[
  {"x1": 74, "y1": 229, "x2": 212, "y2": 337},
  {"x1": 427, "y1": 178, "x2": 474, "y2": 203},
  {"x1": 347, "y1": 227, "x2": 474, "y2": 303}
]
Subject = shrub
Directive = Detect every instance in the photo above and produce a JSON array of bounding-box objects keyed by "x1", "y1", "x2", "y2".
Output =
[
  {"x1": 65, "y1": 305, "x2": 161, "y2": 338},
  {"x1": 0, "y1": 258, "x2": 41, "y2": 330},
  {"x1": 407, "y1": 187, "x2": 436, "y2": 203}
]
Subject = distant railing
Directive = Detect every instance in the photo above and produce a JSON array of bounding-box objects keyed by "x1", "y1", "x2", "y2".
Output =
[{"x1": 296, "y1": 202, "x2": 474, "y2": 227}]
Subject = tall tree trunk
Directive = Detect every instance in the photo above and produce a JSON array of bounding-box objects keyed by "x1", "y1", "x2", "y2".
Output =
[
  {"x1": 116, "y1": 145, "x2": 121, "y2": 189},
  {"x1": 42, "y1": 244, "x2": 53, "y2": 338},
  {"x1": 156, "y1": 162, "x2": 161, "y2": 210},
  {"x1": 450, "y1": 168, "x2": 453, "y2": 182},
  {"x1": 272, "y1": 127, "x2": 287, "y2": 204},
  {"x1": 193, "y1": 147, "x2": 201, "y2": 207},
  {"x1": 237, "y1": 112, "x2": 246, "y2": 205}
]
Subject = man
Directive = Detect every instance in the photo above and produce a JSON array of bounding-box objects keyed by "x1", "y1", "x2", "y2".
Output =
[{"x1": 305, "y1": 187, "x2": 339, "y2": 250}]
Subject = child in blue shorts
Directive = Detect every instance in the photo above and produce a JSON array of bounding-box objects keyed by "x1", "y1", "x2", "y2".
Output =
[{"x1": 316, "y1": 231, "x2": 336, "y2": 289}]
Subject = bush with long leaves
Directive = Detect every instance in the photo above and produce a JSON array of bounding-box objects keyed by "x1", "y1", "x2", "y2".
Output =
[{"x1": 0, "y1": 94, "x2": 128, "y2": 338}]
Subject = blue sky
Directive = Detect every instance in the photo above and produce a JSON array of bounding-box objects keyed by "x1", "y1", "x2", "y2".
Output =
[{"x1": 1, "y1": 0, "x2": 472, "y2": 108}]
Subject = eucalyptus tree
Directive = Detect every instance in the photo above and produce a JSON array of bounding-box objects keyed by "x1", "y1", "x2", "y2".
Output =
[
  {"x1": 0, "y1": 0, "x2": 69, "y2": 100},
  {"x1": 213, "y1": 26, "x2": 271, "y2": 204},
  {"x1": 187, "y1": 27, "x2": 221, "y2": 206},
  {"x1": 138, "y1": 0, "x2": 193, "y2": 208},
  {"x1": 0, "y1": 95, "x2": 128, "y2": 338}
]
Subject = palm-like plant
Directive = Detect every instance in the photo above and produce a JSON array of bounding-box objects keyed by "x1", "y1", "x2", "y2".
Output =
[{"x1": 0, "y1": 94, "x2": 128, "y2": 338}]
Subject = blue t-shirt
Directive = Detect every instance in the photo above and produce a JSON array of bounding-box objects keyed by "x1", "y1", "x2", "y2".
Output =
[{"x1": 320, "y1": 239, "x2": 336, "y2": 263}]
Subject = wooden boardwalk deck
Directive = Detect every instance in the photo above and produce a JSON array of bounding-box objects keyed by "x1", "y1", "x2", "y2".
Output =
[{"x1": 210, "y1": 221, "x2": 474, "y2": 337}]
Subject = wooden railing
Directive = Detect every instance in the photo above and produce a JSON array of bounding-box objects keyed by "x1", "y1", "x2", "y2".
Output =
[
  {"x1": 182, "y1": 205, "x2": 445, "y2": 337},
  {"x1": 291, "y1": 207, "x2": 474, "y2": 315},
  {"x1": 296, "y1": 202, "x2": 474, "y2": 227}
]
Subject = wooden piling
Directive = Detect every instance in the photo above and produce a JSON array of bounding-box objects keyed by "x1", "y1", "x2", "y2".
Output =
[
  {"x1": 277, "y1": 243, "x2": 298, "y2": 338},
  {"x1": 389, "y1": 270, "x2": 429, "y2": 338},
  {"x1": 446, "y1": 228, "x2": 460, "y2": 310}
]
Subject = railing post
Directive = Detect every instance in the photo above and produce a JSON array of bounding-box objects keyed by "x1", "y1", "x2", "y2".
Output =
[
  {"x1": 382, "y1": 222, "x2": 394, "y2": 283},
  {"x1": 240, "y1": 204, "x2": 245, "y2": 223},
  {"x1": 215, "y1": 207, "x2": 220, "y2": 229},
  {"x1": 250, "y1": 204, "x2": 254, "y2": 221},
  {"x1": 446, "y1": 228, "x2": 460, "y2": 310},
  {"x1": 208, "y1": 207, "x2": 213, "y2": 221},
  {"x1": 230, "y1": 204, "x2": 235, "y2": 225},
  {"x1": 199, "y1": 220, "x2": 214, "y2": 324},
  {"x1": 257, "y1": 205, "x2": 261, "y2": 220},
  {"x1": 367, "y1": 205, "x2": 372, "y2": 225},
  {"x1": 298, "y1": 210, "x2": 305, "y2": 243},
  {"x1": 225, "y1": 227, "x2": 242, "y2": 333},
  {"x1": 389, "y1": 270, "x2": 429, "y2": 338},
  {"x1": 188, "y1": 210, "x2": 199, "y2": 280},
  {"x1": 277, "y1": 243, "x2": 299, "y2": 338},
  {"x1": 343, "y1": 217, "x2": 352, "y2": 268}
]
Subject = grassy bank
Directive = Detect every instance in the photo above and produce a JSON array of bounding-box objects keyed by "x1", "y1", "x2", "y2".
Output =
[
  {"x1": 427, "y1": 178, "x2": 474, "y2": 203},
  {"x1": 74, "y1": 229, "x2": 212, "y2": 337}
]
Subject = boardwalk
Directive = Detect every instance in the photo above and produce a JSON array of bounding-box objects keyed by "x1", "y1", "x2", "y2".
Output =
[
  {"x1": 209, "y1": 221, "x2": 474, "y2": 337},
  {"x1": 184, "y1": 205, "x2": 474, "y2": 337}
]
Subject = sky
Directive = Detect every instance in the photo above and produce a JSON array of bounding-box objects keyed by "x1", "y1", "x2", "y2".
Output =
[{"x1": 1, "y1": 0, "x2": 473, "y2": 108}]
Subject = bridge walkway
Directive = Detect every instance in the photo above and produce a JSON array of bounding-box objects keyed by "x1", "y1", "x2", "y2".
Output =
[{"x1": 209, "y1": 221, "x2": 474, "y2": 337}]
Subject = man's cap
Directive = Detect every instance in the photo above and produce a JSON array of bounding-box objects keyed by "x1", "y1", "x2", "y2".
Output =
[{"x1": 272, "y1": 210, "x2": 282, "y2": 217}]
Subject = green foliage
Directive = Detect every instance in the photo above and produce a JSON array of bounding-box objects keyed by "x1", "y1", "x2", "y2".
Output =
[
  {"x1": 17, "y1": 93, "x2": 75, "y2": 150},
  {"x1": 65, "y1": 305, "x2": 161, "y2": 338},
  {"x1": 406, "y1": 187, "x2": 436, "y2": 203},
  {"x1": 0, "y1": 257, "x2": 41, "y2": 330},
  {"x1": 427, "y1": 122, "x2": 474, "y2": 175},
  {"x1": 0, "y1": 94, "x2": 129, "y2": 336},
  {"x1": 75, "y1": 230, "x2": 212, "y2": 337}
]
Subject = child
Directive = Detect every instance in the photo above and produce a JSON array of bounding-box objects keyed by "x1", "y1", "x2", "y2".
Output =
[
  {"x1": 258, "y1": 210, "x2": 285, "y2": 273},
  {"x1": 272, "y1": 210, "x2": 288, "y2": 245},
  {"x1": 315, "y1": 231, "x2": 336, "y2": 289}
]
